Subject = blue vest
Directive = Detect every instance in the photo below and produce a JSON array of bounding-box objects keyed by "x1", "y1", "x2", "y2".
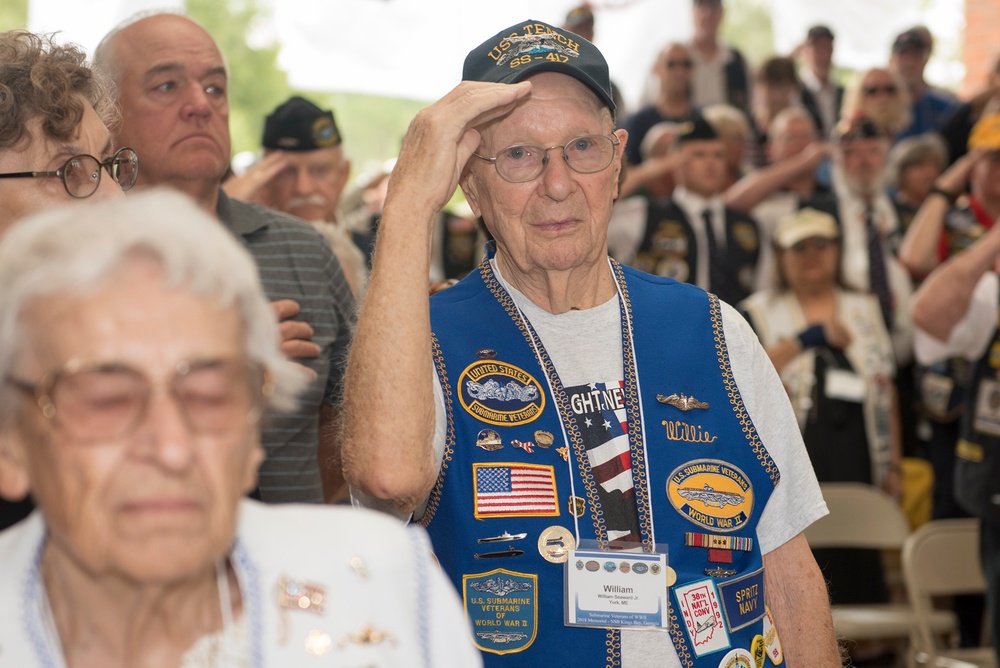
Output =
[{"x1": 426, "y1": 254, "x2": 780, "y2": 667}]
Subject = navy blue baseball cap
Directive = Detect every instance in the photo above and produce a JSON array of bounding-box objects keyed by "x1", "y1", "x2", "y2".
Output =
[
  {"x1": 675, "y1": 112, "x2": 719, "y2": 144},
  {"x1": 462, "y1": 19, "x2": 615, "y2": 113},
  {"x1": 262, "y1": 96, "x2": 341, "y2": 151}
]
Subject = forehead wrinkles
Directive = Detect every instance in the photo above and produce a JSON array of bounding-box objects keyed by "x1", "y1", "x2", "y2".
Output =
[
  {"x1": 478, "y1": 95, "x2": 610, "y2": 151},
  {"x1": 120, "y1": 19, "x2": 225, "y2": 80}
]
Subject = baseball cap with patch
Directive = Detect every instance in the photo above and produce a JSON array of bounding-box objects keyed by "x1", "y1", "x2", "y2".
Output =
[
  {"x1": 674, "y1": 112, "x2": 719, "y2": 145},
  {"x1": 462, "y1": 19, "x2": 615, "y2": 113},
  {"x1": 262, "y1": 96, "x2": 341, "y2": 151}
]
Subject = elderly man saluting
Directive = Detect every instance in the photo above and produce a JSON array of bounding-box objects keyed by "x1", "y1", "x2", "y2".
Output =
[{"x1": 344, "y1": 19, "x2": 839, "y2": 667}]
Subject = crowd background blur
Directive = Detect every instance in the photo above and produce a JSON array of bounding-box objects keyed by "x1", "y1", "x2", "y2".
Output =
[
  {"x1": 4, "y1": 0, "x2": 999, "y2": 662},
  {"x1": 11, "y1": 0, "x2": 972, "y2": 194}
]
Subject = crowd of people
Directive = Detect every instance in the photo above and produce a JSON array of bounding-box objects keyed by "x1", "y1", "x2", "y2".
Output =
[{"x1": 0, "y1": 1, "x2": 997, "y2": 666}]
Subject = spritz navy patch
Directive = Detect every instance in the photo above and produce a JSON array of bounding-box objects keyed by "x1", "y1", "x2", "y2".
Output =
[
  {"x1": 463, "y1": 569, "x2": 537, "y2": 655},
  {"x1": 717, "y1": 568, "x2": 765, "y2": 631},
  {"x1": 667, "y1": 460, "x2": 755, "y2": 533},
  {"x1": 458, "y1": 360, "x2": 545, "y2": 426}
]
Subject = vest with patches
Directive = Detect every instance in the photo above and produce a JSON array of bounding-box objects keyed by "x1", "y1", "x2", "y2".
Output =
[
  {"x1": 634, "y1": 199, "x2": 760, "y2": 306},
  {"x1": 914, "y1": 202, "x2": 987, "y2": 423},
  {"x1": 955, "y1": 294, "x2": 1000, "y2": 528},
  {"x1": 425, "y1": 254, "x2": 780, "y2": 667}
]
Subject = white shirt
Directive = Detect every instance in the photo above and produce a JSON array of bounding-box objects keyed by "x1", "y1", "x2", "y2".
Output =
[
  {"x1": 749, "y1": 191, "x2": 799, "y2": 291},
  {"x1": 914, "y1": 272, "x2": 999, "y2": 366},
  {"x1": 673, "y1": 186, "x2": 726, "y2": 292},
  {"x1": 833, "y1": 177, "x2": 915, "y2": 365},
  {"x1": 800, "y1": 67, "x2": 838, "y2": 137},
  {"x1": 0, "y1": 501, "x2": 481, "y2": 668},
  {"x1": 689, "y1": 43, "x2": 736, "y2": 108}
]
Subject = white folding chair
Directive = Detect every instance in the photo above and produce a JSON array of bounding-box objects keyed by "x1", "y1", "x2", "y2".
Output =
[
  {"x1": 805, "y1": 483, "x2": 957, "y2": 657},
  {"x1": 902, "y1": 518, "x2": 997, "y2": 668}
]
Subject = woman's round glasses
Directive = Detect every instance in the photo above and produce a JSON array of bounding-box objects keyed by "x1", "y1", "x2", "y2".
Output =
[{"x1": 0, "y1": 147, "x2": 139, "y2": 199}]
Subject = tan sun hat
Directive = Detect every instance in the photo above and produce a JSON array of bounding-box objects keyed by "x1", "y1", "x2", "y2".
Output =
[{"x1": 773, "y1": 208, "x2": 840, "y2": 250}]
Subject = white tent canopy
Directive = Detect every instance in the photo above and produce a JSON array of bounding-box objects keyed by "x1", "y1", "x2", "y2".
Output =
[{"x1": 29, "y1": 0, "x2": 964, "y2": 110}]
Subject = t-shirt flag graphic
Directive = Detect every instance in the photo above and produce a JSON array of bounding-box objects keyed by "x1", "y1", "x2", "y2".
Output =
[{"x1": 473, "y1": 463, "x2": 558, "y2": 519}]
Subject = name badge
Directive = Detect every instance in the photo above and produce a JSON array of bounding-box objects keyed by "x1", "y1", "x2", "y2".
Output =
[
  {"x1": 824, "y1": 369, "x2": 866, "y2": 403},
  {"x1": 565, "y1": 548, "x2": 669, "y2": 629}
]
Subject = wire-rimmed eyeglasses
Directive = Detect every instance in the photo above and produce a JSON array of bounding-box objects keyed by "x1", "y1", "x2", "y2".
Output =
[
  {"x1": 0, "y1": 147, "x2": 139, "y2": 199},
  {"x1": 473, "y1": 134, "x2": 620, "y2": 183}
]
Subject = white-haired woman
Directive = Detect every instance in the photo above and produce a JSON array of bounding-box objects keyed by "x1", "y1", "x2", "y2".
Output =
[{"x1": 0, "y1": 190, "x2": 480, "y2": 667}]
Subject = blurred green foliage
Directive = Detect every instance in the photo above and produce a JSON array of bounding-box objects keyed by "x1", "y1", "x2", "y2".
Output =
[
  {"x1": 721, "y1": 0, "x2": 775, "y2": 69},
  {"x1": 305, "y1": 92, "x2": 428, "y2": 183},
  {"x1": 0, "y1": 0, "x2": 28, "y2": 31},
  {"x1": 184, "y1": 0, "x2": 426, "y2": 189}
]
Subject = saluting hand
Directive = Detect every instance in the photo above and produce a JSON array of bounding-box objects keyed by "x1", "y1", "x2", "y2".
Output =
[{"x1": 385, "y1": 80, "x2": 532, "y2": 218}]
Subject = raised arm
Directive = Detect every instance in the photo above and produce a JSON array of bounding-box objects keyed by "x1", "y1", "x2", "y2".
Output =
[
  {"x1": 912, "y1": 217, "x2": 1000, "y2": 342},
  {"x1": 341, "y1": 81, "x2": 531, "y2": 515},
  {"x1": 222, "y1": 151, "x2": 290, "y2": 204},
  {"x1": 724, "y1": 142, "x2": 829, "y2": 212},
  {"x1": 897, "y1": 149, "x2": 984, "y2": 279},
  {"x1": 618, "y1": 152, "x2": 682, "y2": 199}
]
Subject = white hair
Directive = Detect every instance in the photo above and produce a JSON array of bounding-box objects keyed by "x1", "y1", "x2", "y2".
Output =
[{"x1": 0, "y1": 189, "x2": 306, "y2": 420}]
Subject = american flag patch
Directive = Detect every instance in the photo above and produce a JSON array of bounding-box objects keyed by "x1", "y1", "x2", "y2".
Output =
[{"x1": 473, "y1": 463, "x2": 559, "y2": 519}]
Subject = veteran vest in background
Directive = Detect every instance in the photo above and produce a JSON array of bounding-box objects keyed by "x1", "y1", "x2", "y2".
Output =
[
  {"x1": 633, "y1": 199, "x2": 760, "y2": 307},
  {"x1": 954, "y1": 293, "x2": 1000, "y2": 529},
  {"x1": 913, "y1": 201, "x2": 992, "y2": 426},
  {"x1": 425, "y1": 254, "x2": 781, "y2": 667}
]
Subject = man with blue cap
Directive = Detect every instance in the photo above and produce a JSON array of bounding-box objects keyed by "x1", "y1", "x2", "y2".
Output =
[{"x1": 343, "y1": 18, "x2": 839, "y2": 667}]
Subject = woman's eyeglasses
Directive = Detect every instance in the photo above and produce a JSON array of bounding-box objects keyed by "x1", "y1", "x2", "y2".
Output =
[{"x1": 0, "y1": 147, "x2": 139, "y2": 199}]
